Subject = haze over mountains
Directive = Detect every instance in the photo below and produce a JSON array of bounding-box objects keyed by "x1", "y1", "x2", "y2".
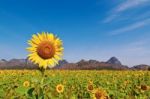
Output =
[{"x1": 0, "y1": 57, "x2": 150, "y2": 70}]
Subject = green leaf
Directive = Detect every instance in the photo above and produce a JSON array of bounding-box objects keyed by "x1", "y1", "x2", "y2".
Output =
[
  {"x1": 27, "y1": 88, "x2": 35, "y2": 97},
  {"x1": 15, "y1": 86, "x2": 28, "y2": 95}
]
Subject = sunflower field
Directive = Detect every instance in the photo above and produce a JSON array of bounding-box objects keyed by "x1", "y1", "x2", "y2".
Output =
[
  {"x1": 0, "y1": 70, "x2": 150, "y2": 99},
  {"x1": 0, "y1": 32, "x2": 149, "y2": 99}
]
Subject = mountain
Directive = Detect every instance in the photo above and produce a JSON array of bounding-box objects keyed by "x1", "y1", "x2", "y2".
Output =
[
  {"x1": 0, "y1": 58, "x2": 68, "y2": 69},
  {"x1": 0, "y1": 59, "x2": 7, "y2": 68},
  {"x1": 0, "y1": 58, "x2": 37, "y2": 69},
  {"x1": 0, "y1": 59, "x2": 7, "y2": 63},
  {"x1": 58, "y1": 58, "x2": 128, "y2": 70},
  {"x1": 0, "y1": 57, "x2": 149, "y2": 70},
  {"x1": 131, "y1": 64, "x2": 150, "y2": 70},
  {"x1": 54, "y1": 60, "x2": 68, "y2": 69},
  {"x1": 106, "y1": 57, "x2": 122, "y2": 65}
]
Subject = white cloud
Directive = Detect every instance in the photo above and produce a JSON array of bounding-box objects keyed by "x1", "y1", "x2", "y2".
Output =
[
  {"x1": 109, "y1": 18, "x2": 150, "y2": 35},
  {"x1": 103, "y1": 14, "x2": 119, "y2": 23},
  {"x1": 104, "y1": 0, "x2": 150, "y2": 23},
  {"x1": 114, "y1": 0, "x2": 149, "y2": 13}
]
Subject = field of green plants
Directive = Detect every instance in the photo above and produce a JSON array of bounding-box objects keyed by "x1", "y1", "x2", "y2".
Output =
[{"x1": 0, "y1": 70, "x2": 150, "y2": 99}]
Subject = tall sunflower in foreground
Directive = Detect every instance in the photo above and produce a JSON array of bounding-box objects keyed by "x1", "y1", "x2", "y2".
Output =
[{"x1": 27, "y1": 32, "x2": 63, "y2": 69}]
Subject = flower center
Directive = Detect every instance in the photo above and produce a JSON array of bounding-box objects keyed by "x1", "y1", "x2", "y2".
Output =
[
  {"x1": 37, "y1": 41, "x2": 55, "y2": 59},
  {"x1": 95, "y1": 91, "x2": 102, "y2": 99},
  {"x1": 88, "y1": 84, "x2": 93, "y2": 90},
  {"x1": 141, "y1": 85, "x2": 148, "y2": 90},
  {"x1": 58, "y1": 86, "x2": 62, "y2": 91}
]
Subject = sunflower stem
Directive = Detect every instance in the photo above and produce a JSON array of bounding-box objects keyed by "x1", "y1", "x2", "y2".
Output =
[
  {"x1": 40, "y1": 67, "x2": 45, "y2": 85},
  {"x1": 39, "y1": 67, "x2": 46, "y2": 98}
]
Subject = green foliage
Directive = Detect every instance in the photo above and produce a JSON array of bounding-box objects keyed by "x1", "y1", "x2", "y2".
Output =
[{"x1": 0, "y1": 70, "x2": 150, "y2": 99}]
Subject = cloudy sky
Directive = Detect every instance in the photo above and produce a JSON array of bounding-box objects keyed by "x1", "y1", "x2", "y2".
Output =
[{"x1": 0, "y1": 0, "x2": 150, "y2": 66}]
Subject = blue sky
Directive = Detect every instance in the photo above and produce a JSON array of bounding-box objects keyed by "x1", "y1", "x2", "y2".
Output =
[{"x1": 0, "y1": 0, "x2": 150, "y2": 66}]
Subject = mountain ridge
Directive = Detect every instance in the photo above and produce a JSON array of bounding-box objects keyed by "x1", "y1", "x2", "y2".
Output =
[{"x1": 0, "y1": 57, "x2": 150, "y2": 70}]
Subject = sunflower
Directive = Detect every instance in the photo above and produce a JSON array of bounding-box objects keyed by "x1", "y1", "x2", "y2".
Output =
[
  {"x1": 56, "y1": 84, "x2": 64, "y2": 93},
  {"x1": 140, "y1": 85, "x2": 150, "y2": 91},
  {"x1": 92, "y1": 88, "x2": 108, "y2": 99},
  {"x1": 87, "y1": 83, "x2": 94, "y2": 92},
  {"x1": 27, "y1": 32, "x2": 63, "y2": 69},
  {"x1": 136, "y1": 84, "x2": 150, "y2": 92},
  {"x1": 23, "y1": 81, "x2": 30, "y2": 87}
]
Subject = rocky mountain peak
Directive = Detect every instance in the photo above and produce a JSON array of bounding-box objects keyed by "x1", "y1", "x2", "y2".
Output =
[
  {"x1": 106, "y1": 57, "x2": 122, "y2": 65},
  {"x1": 0, "y1": 59, "x2": 7, "y2": 63}
]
